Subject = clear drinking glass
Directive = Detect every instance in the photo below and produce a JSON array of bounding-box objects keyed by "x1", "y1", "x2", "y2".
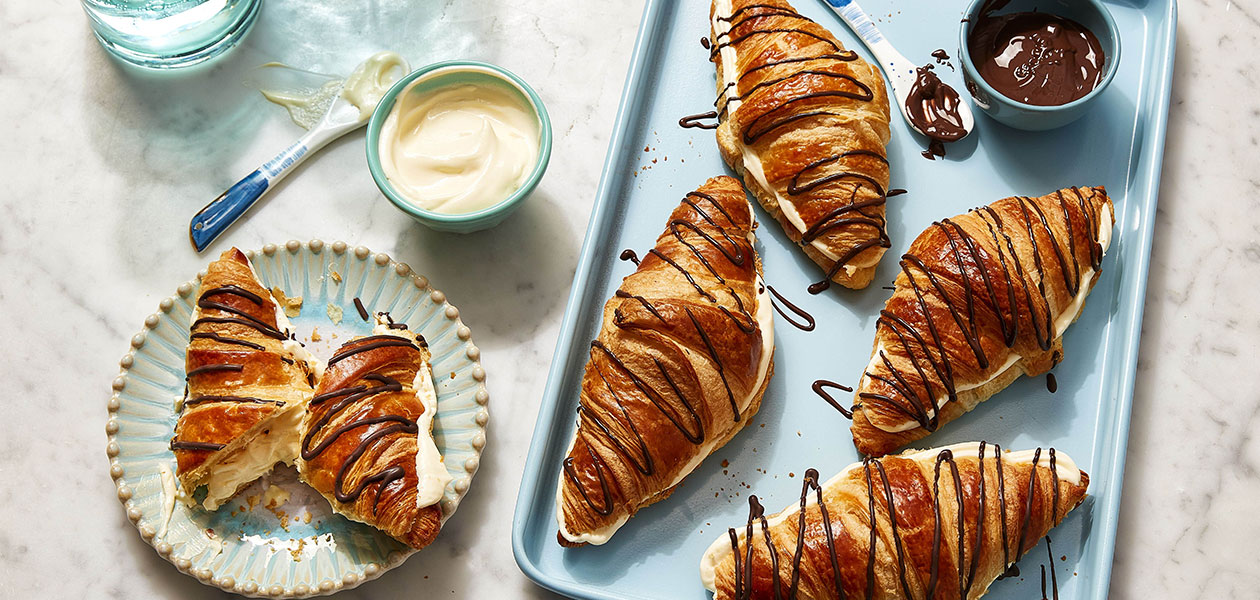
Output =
[{"x1": 82, "y1": 0, "x2": 261, "y2": 68}]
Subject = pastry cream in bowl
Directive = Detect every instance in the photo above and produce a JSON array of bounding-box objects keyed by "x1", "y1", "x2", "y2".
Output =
[{"x1": 367, "y1": 61, "x2": 552, "y2": 233}]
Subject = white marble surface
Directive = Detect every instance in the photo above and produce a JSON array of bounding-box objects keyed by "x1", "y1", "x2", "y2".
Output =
[{"x1": 0, "y1": 0, "x2": 1254, "y2": 598}]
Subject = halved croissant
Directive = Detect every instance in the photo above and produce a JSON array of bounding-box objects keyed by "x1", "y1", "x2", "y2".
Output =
[
  {"x1": 852, "y1": 187, "x2": 1114, "y2": 456},
  {"x1": 556, "y1": 176, "x2": 774, "y2": 546},
  {"x1": 297, "y1": 320, "x2": 450, "y2": 550},
  {"x1": 172, "y1": 248, "x2": 322, "y2": 510},
  {"x1": 701, "y1": 442, "x2": 1089, "y2": 600},
  {"x1": 710, "y1": 0, "x2": 893, "y2": 291}
]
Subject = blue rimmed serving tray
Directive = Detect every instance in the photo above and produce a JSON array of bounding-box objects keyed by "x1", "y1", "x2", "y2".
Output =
[{"x1": 512, "y1": 0, "x2": 1176, "y2": 598}]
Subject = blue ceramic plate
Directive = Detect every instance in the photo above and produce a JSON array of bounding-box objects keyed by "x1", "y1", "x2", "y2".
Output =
[
  {"x1": 513, "y1": 0, "x2": 1176, "y2": 599},
  {"x1": 106, "y1": 240, "x2": 489, "y2": 597}
]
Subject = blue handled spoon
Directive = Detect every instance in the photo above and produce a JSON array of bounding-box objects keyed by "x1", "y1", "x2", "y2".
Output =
[{"x1": 189, "y1": 84, "x2": 372, "y2": 252}]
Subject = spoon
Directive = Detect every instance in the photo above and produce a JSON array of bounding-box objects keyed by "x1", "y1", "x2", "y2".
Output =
[
  {"x1": 820, "y1": 0, "x2": 975, "y2": 143},
  {"x1": 189, "y1": 52, "x2": 408, "y2": 252},
  {"x1": 188, "y1": 90, "x2": 368, "y2": 251}
]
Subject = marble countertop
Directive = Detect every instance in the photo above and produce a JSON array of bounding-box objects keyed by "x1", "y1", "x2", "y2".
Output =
[{"x1": 0, "y1": 0, "x2": 1255, "y2": 597}]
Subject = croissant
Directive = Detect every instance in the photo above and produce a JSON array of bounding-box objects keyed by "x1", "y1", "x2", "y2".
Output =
[
  {"x1": 556, "y1": 176, "x2": 774, "y2": 546},
  {"x1": 851, "y1": 187, "x2": 1114, "y2": 456},
  {"x1": 710, "y1": 0, "x2": 893, "y2": 291},
  {"x1": 172, "y1": 248, "x2": 323, "y2": 510},
  {"x1": 700, "y1": 442, "x2": 1089, "y2": 599},
  {"x1": 296, "y1": 318, "x2": 451, "y2": 550}
]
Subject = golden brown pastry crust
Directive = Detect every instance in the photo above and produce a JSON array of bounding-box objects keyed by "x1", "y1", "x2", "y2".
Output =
[
  {"x1": 711, "y1": 0, "x2": 892, "y2": 290},
  {"x1": 851, "y1": 187, "x2": 1115, "y2": 456},
  {"x1": 297, "y1": 328, "x2": 442, "y2": 550},
  {"x1": 706, "y1": 444, "x2": 1089, "y2": 600},
  {"x1": 557, "y1": 176, "x2": 773, "y2": 545},
  {"x1": 173, "y1": 248, "x2": 315, "y2": 498}
]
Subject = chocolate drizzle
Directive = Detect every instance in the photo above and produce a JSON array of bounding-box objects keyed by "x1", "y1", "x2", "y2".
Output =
[
  {"x1": 189, "y1": 332, "x2": 264, "y2": 350},
  {"x1": 353, "y1": 297, "x2": 370, "y2": 322},
  {"x1": 858, "y1": 191, "x2": 1104, "y2": 432},
  {"x1": 812, "y1": 379, "x2": 854, "y2": 418},
  {"x1": 302, "y1": 367, "x2": 418, "y2": 514},
  {"x1": 709, "y1": 3, "x2": 890, "y2": 293},
  {"x1": 182, "y1": 395, "x2": 283, "y2": 410},
  {"x1": 1039, "y1": 536, "x2": 1060, "y2": 600},
  {"x1": 564, "y1": 190, "x2": 765, "y2": 518},
  {"x1": 766, "y1": 285, "x2": 814, "y2": 331},
  {"x1": 327, "y1": 335, "x2": 419, "y2": 367},
  {"x1": 726, "y1": 443, "x2": 1068, "y2": 599},
  {"x1": 185, "y1": 363, "x2": 243, "y2": 379},
  {"x1": 679, "y1": 111, "x2": 720, "y2": 130},
  {"x1": 619, "y1": 249, "x2": 640, "y2": 265},
  {"x1": 193, "y1": 283, "x2": 288, "y2": 340}
]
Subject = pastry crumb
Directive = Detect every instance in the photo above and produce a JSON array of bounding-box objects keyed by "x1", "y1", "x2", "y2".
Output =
[
  {"x1": 262, "y1": 485, "x2": 290, "y2": 510},
  {"x1": 289, "y1": 537, "x2": 306, "y2": 562},
  {"x1": 788, "y1": 472, "x2": 795, "y2": 478},
  {"x1": 246, "y1": 494, "x2": 260, "y2": 510},
  {"x1": 329, "y1": 268, "x2": 343, "y2": 284},
  {"x1": 302, "y1": 512, "x2": 313, "y2": 524},
  {"x1": 327, "y1": 304, "x2": 343, "y2": 325},
  {"x1": 271, "y1": 287, "x2": 303, "y2": 318},
  {"x1": 310, "y1": 326, "x2": 322, "y2": 342}
]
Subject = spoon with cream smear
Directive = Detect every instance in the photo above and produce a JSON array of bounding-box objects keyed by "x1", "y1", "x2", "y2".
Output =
[{"x1": 189, "y1": 52, "x2": 408, "y2": 252}]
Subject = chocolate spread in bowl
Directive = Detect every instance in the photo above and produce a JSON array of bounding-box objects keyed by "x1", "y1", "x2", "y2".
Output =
[{"x1": 968, "y1": 9, "x2": 1106, "y2": 106}]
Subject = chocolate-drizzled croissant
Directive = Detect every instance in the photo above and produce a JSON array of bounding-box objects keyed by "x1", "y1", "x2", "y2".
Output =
[
  {"x1": 172, "y1": 248, "x2": 322, "y2": 510},
  {"x1": 297, "y1": 321, "x2": 451, "y2": 550},
  {"x1": 700, "y1": 442, "x2": 1089, "y2": 600},
  {"x1": 852, "y1": 187, "x2": 1114, "y2": 456},
  {"x1": 556, "y1": 176, "x2": 774, "y2": 546},
  {"x1": 710, "y1": 0, "x2": 893, "y2": 291}
]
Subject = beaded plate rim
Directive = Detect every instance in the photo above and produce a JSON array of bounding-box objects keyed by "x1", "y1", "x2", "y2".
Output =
[{"x1": 105, "y1": 239, "x2": 490, "y2": 598}]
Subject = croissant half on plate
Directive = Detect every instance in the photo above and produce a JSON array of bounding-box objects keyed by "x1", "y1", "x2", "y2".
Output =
[
  {"x1": 700, "y1": 442, "x2": 1089, "y2": 600},
  {"x1": 297, "y1": 319, "x2": 452, "y2": 550},
  {"x1": 852, "y1": 187, "x2": 1115, "y2": 456},
  {"x1": 172, "y1": 248, "x2": 324, "y2": 510},
  {"x1": 556, "y1": 176, "x2": 774, "y2": 546},
  {"x1": 710, "y1": 0, "x2": 893, "y2": 291}
]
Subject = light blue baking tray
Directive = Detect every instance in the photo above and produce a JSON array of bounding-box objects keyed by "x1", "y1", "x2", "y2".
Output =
[{"x1": 512, "y1": 0, "x2": 1176, "y2": 598}]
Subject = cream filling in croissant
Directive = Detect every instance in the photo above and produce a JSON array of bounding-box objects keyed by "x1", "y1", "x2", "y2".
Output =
[
  {"x1": 413, "y1": 363, "x2": 451, "y2": 509},
  {"x1": 555, "y1": 261, "x2": 776, "y2": 545},
  {"x1": 861, "y1": 205, "x2": 1113, "y2": 434},
  {"x1": 711, "y1": 0, "x2": 872, "y2": 275},
  {"x1": 200, "y1": 402, "x2": 305, "y2": 510},
  {"x1": 698, "y1": 442, "x2": 1082, "y2": 592}
]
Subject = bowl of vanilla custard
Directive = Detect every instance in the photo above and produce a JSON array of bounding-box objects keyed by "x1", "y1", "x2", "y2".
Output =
[{"x1": 367, "y1": 60, "x2": 552, "y2": 233}]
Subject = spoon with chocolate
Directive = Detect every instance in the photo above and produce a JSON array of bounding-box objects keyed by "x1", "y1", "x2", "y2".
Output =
[{"x1": 821, "y1": 0, "x2": 974, "y2": 157}]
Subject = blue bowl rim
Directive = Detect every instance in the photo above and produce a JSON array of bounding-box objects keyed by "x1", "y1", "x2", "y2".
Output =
[
  {"x1": 958, "y1": 0, "x2": 1122, "y2": 113},
  {"x1": 366, "y1": 60, "x2": 553, "y2": 225}
]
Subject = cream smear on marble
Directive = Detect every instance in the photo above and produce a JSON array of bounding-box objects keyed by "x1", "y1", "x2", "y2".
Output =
[
  {"x1": 698, "y1": 442, "x2": 1082, "y2": 591},
  {"x1": 378, "y1": 77, "x2": 540, "y2": 215},
  {"x1": 556, "y1": 228, "x2": 776, "y2": 545},
  {"x1": 861, "y1": 204, "x2": 1114, "y2": 433},
  {"x1": 256, "y1": 52, "x2": 409, "y2": 130}
]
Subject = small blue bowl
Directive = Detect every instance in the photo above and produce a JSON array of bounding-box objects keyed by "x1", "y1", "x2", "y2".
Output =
[
  {"x1": 367, "y1": 61, "x2": 552, "y2": 234},
  {"x1": 959, "y1": 0, "x2": 1120, "y2": 131}
]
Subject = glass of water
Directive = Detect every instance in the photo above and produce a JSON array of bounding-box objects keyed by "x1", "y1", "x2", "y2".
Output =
[{"x1": 82, "y1": 0, "x2": 261, "y2": 69}]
